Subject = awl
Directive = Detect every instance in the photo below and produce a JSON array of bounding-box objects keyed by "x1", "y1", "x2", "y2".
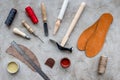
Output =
[
  {"x1": 22, "y1": 20, "x2": 44, "y2": 43},
  {"x1": 13, "y1": 28, "x2": 30, "y2": 40},
  {"x1": 41, "y1": 2, "x2": 48, "y2": 36}
]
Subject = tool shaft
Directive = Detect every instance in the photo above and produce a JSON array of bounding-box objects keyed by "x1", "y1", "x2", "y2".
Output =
[
  {"x1": 60, "y1": 2, "x2": 86, "y2": 46},
  {"x1": 11, "y1": 41, "x2": 50, "y2": 80},
  {"x1": 33, "y1": 33, "x2": 44, "y2": 43}
]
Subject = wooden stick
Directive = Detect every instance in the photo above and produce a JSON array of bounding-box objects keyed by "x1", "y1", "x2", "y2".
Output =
[
  {"x1": 60, "y1": 2, "x2": 86, "y2": 47},
  {"x1": 98, "y1": 56, "x2": 108, "y2": 74},
  {"x1": 41, "y1": 2, "x2": 47, "y2": 22}
]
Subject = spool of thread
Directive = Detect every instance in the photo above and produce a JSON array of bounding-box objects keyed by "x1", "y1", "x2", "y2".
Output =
[
  {"x1": 25, "y1": 6, "x2": 39, "y2": 24},
  {"x1": 5, "y1": 8, "x2": 17, "y2": 26},
  {"x1": 98, "y1": 56, "x2": 108, "y2": 74}
]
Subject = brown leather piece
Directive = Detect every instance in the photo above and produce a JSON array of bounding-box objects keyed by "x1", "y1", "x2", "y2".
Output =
[
  {"x1": 6, "y1": 44, "x2": 40, "y2": 71},
  {"x1": 45, "y1": 58, "x2": 55, "y2": 68}
]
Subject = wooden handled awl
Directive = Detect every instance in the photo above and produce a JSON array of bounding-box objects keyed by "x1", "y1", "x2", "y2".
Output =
[
  {"x1": 41, "y1": 2, "x2": 48, "y2": 36},
  {"x1": 13, "y1": 28, "x2": 30, "y2": 40},
  {"x1": 22, "y1": 20, "x2": 34, "y2": 33},
  {"x1": 53, "y1": 0, "x2": 69, "y2": 35},
  {"x1": 22, "y1": 20, "x2": 44, "y2": 43},
  {"x1": 60, "y1": 2, "x2": 86, "y2": 47}
]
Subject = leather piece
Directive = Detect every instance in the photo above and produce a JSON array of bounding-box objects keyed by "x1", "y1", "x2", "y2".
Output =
[
  {"x1": 77, "y1": 13, "x2": 113, "y2": 58},
  {"x1": 45, "y1": 58, "x2": 55, "y2": 68}
]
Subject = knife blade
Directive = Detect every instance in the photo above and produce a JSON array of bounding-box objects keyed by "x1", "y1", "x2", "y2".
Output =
[{"x1": 43, "y1": 23, "x2": 48, "y2": 36}]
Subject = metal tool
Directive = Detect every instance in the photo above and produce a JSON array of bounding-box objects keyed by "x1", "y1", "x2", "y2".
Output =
[
  {"x1": 13, "y1": 28, "x2": 30, "y2": 40},
  {"x1": 49, "y1": 39, "x2": 72, "y2": 52},
  {"x1": 41, "y1": 2, "x2": 48, "y2": 36},
  {"x1": 22, "y1": 20, "x2": 44, "y2": 43},
  {"x1": 11, "y1": 41, "x2": 50, "y2": 80}
]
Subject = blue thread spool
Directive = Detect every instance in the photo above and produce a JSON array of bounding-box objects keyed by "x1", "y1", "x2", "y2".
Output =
[{"x1": 5, "y1": 8, "x2": 17, "y2": 26}]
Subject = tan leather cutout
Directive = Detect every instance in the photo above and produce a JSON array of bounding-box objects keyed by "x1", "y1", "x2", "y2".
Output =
[{"x1": 77, "y1": 13, "x2": 113, "y2": 58}]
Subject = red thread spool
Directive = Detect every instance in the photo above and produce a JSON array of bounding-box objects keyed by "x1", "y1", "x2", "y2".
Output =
[
  {"x1": 60, "y1": 58, "x2": 71, "y2": 68},
  {"x1": 25, "y1": 6, "x2": 39, "y2": 24}
]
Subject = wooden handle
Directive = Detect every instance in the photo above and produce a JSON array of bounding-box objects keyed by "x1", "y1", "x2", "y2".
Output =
[
  {"x1": 41, "y1": 2, "x2": 47, "y2": 22},
  {"x1": 22, "y1": 20, "x2": 34, "y2": 33},
  {"x1": 13, "y1": 28, "x2": 26, "y2": 37},
  {"x1": 53, "y1": 19, "x2": 61, "y2": 35},
  {"x1": 61, "y1": 2, "x2": 86, "y2": 46}
]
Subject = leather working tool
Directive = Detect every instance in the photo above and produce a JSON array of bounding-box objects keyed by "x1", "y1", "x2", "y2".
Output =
[
  {"x1": 13, "y1": 28, "x2": 31, "y2": 40},
  {"x1": 41, "y1": 2, "x2": 49, "y2": 36},
  {"x1": 22, "y1": 20, "x2": 44, "y2": 43},
  {"x1": 11, "y1": 41, "x2": 50, "y2": 80}
]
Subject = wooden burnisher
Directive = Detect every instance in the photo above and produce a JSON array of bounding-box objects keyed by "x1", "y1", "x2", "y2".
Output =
[{"x1": 98, "y1": 56, "x2": 108, "y2": 74}]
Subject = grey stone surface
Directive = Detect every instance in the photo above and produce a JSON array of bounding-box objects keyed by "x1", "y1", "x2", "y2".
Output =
[{"x1": 0, "y1": 0, "x2": 120, "y2": 80}]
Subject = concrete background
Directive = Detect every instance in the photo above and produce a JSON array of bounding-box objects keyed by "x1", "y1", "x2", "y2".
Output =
[{"x1": 0, "y1": 0, "x2": 120, "y2": 80}]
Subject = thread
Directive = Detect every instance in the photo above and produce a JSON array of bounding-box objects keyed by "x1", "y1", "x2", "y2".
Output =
[
  {"x1": 5, "y1": 8, "x2": 17, "y2": 26},
  {"x1": 25, "y1": 6, "x2": 39, "y2": 24}
]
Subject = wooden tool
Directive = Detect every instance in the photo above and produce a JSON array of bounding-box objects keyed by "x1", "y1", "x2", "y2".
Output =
[
  {"x1": 98, "y1": 56, "x2": 108, "y2": 74},
  {"x1": 22, "y1": 20, "x2": 44, "y2": 43},
  {"x1": 60, "y1": 2, "x2": 86, "y2": 47},
  {"x1": 41, "y1": 2, "x2": 48, "y2": 36},
  {"x1": 53, "y1": 0, "x2": 69, "y2": 35},
  {"x1": 13, "y1": 28, "x2": 30, "y2": 40}
]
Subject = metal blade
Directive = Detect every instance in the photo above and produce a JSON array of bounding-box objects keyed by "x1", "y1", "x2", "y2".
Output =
[
  {"x1": 44, "y1": 23, "x2": 48, "y2": 36},
  {"x1": 32, "y1": 33, "x2": 44, "y2": 43}
]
